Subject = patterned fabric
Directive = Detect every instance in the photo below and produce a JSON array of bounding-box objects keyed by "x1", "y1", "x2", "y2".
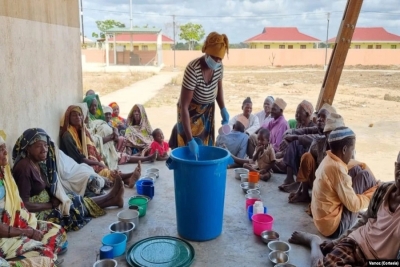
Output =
[
  {"x1": 125, "y1": 104, "x2": 154, "y2": 150},
  {"x1": 13, "y1": 128, "x2": 105, "y2": 231},
  {"x1": 0, "y1": 165, "x2": 66, "y2": 263},
  {"x1": 109, "y1": 102, "x2": 127, "y2": 131},
  {"x1": 177, "y1": 100, "x2": 215, "y2": 146},
  {"x1": 328, "y1": 127, "x2": 355, "y2": 142},
  {"x1": 83, "y1": 94, "x2": 105, "y2": 120},
  {"x1": 318, "y1": 237, "x2": 367, "y2": 267}
]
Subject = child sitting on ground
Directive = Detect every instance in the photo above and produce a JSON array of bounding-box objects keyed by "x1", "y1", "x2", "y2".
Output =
[
  {"x1": 230, "y1": 128, "x2": 276, "y2": 181},
  {"x1": 150, "y1": 128, "x2": 169, "y2": 161}
]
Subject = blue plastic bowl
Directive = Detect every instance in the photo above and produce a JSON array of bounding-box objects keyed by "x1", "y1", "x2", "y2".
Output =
[
  {"x1": 247, "y1": 205, "x2": 268, "y2": 221},
  {"x1": 102, "y1": 233, "x2": 127, "y2": 257}
]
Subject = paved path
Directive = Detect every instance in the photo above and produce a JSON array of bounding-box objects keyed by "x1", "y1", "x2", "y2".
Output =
[{"x1": 100, "y1": 71, "x2": 180, "y2": 117}]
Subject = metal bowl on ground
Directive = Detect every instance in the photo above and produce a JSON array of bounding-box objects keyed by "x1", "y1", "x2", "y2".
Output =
[
  {"x1": 109, "y1": 221, "x2": 135, "y2": 241},
  {"x1": 261, "y1": 230, "x2": 280, "y2": 244},
  {"x1": 247, "y1": 189, "x2": 260, "y2": 195},
  {"x1": 146, "y1": 168, "x2": 159, "y2": 178},
  {"x1": 240, "y1": 182, "x2": 259, "y2": 193},
  {"x1": 93, "y1": 259, "x2": 118, "y2": 267},
  {"x1": 117, "y1": 209, "x2": 139, "y2": 229},
  {"x1": 268, "y1": 251, "x2": 289, "y2": 265},
  {"x1": 240, "y1": 173, "x2": 248, "y2": 182},
  {"x1": 235, "y1": 168, "x2": 249, "y2": 180},
  {"x1": 268, "y1": 241, "x2": 291, "y2": 255},
  {"x1": 274, "y1": 264, "x2": 296, "y2": 267}
]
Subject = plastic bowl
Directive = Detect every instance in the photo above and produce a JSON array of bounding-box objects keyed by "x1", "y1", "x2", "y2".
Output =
[
  {"x1": 93, "y1": 259, "x2": 118, "y2": 267},
  {"x1": 247, "y1": 205, "x2": 268, "y2": 221},
  {"x1": 128, "y1": 196, "x2": 150, "y2": 217},
  {"x1": 261, "y1": 230, "x2": 280, "y2": 244},
  {"x1": 109, "y1": 221, "x2": 135, "y2": 241},
  {"x1": 139, "y1": 174, "x2": 156, "y2": 183},
  {"x1": 117, "y1": 210, "x2": 139, "y2": 230},
  {"x1": 268, "y1": 241, "x2": 291, "y2": 255},
  {"x1": 269, "y1": 251, "x2": 289, "y2": 265},
  {"x1": 101, "y1": 233, "x2": 127, "y2": 257},
  {"x1": 146, "y1": 168, "x2": 159, "y2": 178},
  {"x1": 252, "y1": 214, "x2": 274, "y2": 236},
  {"x1": 245, "y1": 197, "x2": 262, "y2": 212},
  {"x1": 235, "y1": 168, "x2": 249, "y2": 180}
]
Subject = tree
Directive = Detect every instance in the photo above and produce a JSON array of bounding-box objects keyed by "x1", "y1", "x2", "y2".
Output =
[
  {"x1": 179, "y1": 23, "x2": 205, "y2": 50},
  {"x1": 92, "y1": 32, "x2": 99, "y2": 39},
  {"x1": 95, "y1": 20, "x2": 125, "y2": 38}
]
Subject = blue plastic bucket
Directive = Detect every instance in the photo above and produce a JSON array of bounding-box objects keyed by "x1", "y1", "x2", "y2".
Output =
[
  {"x1": 135, "y1": 180, "x2": 154, "y2": 199},
  {"x1": 166, "y1": 146, "x2": 233, "y2": 241}
]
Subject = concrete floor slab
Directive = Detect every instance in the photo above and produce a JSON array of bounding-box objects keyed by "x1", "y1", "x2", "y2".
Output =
[{"x1": 60, "y1": 160, "x2": 324, "y2": 267}]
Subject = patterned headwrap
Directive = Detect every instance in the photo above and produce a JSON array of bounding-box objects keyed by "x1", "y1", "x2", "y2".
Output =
[
  {"x1": 202, "y1": 32, "x2": 229, "y2": 59},
  {"x1": 12, "y1": 128, "x2": 59, "y2": 198},
  {"x1": 299, "y1": 100, "x2": 314, "y2": 116},
  {"x1": 83, "y1": 94, "x2": 105, "y2": 121},
  {"x1": 328, "y1": 127, "x2": 355, "y2": 143}
]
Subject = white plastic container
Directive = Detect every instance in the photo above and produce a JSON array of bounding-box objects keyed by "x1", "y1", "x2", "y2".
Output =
[{"x1": 253, "y1": 201, "x2": 264, "y2": 215}]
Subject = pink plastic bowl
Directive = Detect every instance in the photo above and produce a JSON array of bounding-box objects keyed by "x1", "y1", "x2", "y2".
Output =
[
  {"x1": 245, "y1": 198, "x2": 261, "y2": 212},
  {"x1": 252, "y1": 214, "x2": 274, "y2": 236}
]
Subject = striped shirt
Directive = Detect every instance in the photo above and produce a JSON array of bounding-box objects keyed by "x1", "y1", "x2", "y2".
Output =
[{"x1": 181, "y1": 57, "x2": 224, "y2": 104}]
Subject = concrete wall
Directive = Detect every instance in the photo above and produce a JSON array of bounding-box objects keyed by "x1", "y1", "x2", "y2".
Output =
[
  {"x1": 82, "y1": 49, "x2": 400, "y2": 67},
  {"x1": 329, "y1": 42, "x2": 400, "y2": 49},
  {"x1": 0, "y1": 0, "x2": 82, "y2": 158},
  {"x1": 112, "y1": 43, "x2": 172, "y2": 51},
  {"x1": 247, "y1": 42, "x2": 316, "y2": 49}
]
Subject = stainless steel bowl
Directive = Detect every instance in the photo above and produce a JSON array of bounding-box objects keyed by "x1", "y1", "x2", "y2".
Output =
[
  {"x1": 274, "y1": 264, "x2": 296, "y2": 267},
  {"x1": 240, "y1": 182, "x2": 259, "y2": 193},
  {"x1": 93, "y1": 259, "x2": 118, "y2": 267},
  {"x1": 261, "y1": 230, "x2": 280, "y2": 244},
  {"x1": 268, "y1": 251, "x2": 289, "y2": 265},
  {"x1": 268, "y1": 241, "x2": 291, "y2": 255},
  {"x1": 117, "y1": 210, "x2": 139, "y2": 230},
  {"x1": 234, "y1": 168, "x2": 249, "y2": 180},
  {"x1": 109, "y1": 221, "x2": 135, "y2": 241},
  {"x1": 146, "y1": 168, "x2": 159, "y2": 178},
  {"x1": 240, "y1": 173, "x2": 248, "y2": 182},
  {"x1": 247, "y1": 189, "x2": 261, "y2": 195}
]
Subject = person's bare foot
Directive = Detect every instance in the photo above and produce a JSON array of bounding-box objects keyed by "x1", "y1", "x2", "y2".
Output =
[
  {"x1": 260, "y1": 172, "x2": 272, "y2": 182},
  {"x1": 105, "y1": 176, "x2": 124, "y2": 208},
  {"x1": 280, "y1": 182, "x2": 300, "y2": 193},
  {"x1": 288, "y1": 190, "x2": 311, "y2": 203},
  {"x1": 288, "y1": 231, "x2": 321, "y2": 247},
  {"x1": 128, "y1": 161, "x2": 142, "y2": 188}
]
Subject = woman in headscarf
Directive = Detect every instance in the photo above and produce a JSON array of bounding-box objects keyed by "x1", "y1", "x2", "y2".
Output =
[
  {"x1": 59, "y1": 105, "x2": 142, "y2": 188},
  {"x1": 83, "y1": 94, "x2": 104, "y2": 121},
  {"x1": 175, "y1": 32, "x2": 230, "y2": 157},
  {"x1": 124, "y1": 104, "x2": 156, "y2": 157},
  {"x1": 12, "y1": 128, "x2": 125, "y2": 232},
  {"x1": 109, "y1": 102, "x2": 127, "y2": 134},
  {"x1": 0, "y1": 131, "x2": 66, "y2": 266}
]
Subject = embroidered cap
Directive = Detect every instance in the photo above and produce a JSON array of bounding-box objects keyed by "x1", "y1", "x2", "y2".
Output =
[
  {"x1": 328, "y1": 127, "x2": 355, "y2": 143},
  {"x1": 324, "y1": 113, "x2": 345, "y2": 133},
  {"x1": 274, "y1": 98, "x2": 287, "y2": 111}
]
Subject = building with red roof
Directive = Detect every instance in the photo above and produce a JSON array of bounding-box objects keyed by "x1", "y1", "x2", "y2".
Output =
[
  {"x1": 106, "y1": 33, "x2": 174, "y2": 51},
  {"x1": 328, "y1": 27, "x2": 400, "y2": 49},
  {"x1": 244, "y1": 27, "x2": 320, "y2": 49}
]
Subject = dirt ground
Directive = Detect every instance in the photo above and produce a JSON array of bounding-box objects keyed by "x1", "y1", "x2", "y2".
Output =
[
  {"x1": 82, "y1": 72, "x2": 154, "y2": 96},
  {"x1": 144, "y1": 69, "x2": 400, "y2": 182}
]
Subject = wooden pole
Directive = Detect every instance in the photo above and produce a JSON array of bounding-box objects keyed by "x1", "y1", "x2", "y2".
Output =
[{"x1": 316, "y1": 0, "x2": 363, "y2": 110}]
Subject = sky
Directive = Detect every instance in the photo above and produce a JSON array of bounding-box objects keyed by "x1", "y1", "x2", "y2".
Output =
[{"x1": 81, "y1": 0, "x2": 400, "y2": 43}]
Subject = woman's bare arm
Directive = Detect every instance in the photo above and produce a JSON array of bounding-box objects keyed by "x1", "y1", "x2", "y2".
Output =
[{"x1": 179, "y1": 88, "x2": 194, "y2": 142}]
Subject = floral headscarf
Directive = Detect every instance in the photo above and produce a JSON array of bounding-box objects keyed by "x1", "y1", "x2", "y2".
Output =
[{"x1": 125, "y1": 104, "x2": 153, "y2": 149}]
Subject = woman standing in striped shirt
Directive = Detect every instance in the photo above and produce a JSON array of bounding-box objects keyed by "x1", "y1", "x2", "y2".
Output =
[{"x1": 177, "y1": 32, "x2": 230, "y2": 157}]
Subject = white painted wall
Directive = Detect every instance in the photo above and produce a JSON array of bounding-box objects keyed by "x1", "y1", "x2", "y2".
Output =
[{"x1": 0, "y1": 2, "x2": 82, "y2": 164}]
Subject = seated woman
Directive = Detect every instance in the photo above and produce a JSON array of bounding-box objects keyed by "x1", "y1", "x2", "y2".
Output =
[
  {"x1": 12, "y1": 128, "x2": 124, "y2": 232},
  {"x1": 149, "y1": 128, "x2": 169, "y2": 161},
  {"x1": 59, "y1": 105, "x2": 141, "y2": 188},
  {"x1": 109, "y1": 102, "x2": 127, "y2": 134},
  {"x1": 228, "y1": 97, "x2": 260, "y2": 158},
  {"x1": 104, "y1": 105, "x2": 126, "y2": 153},
  {"x1": 229, "y1": 129, "x2": 276, "y2": 181},
  {"x1": 0, "y1": 132, "x2": 66, "y2": 266},
  {"x1": 125, "y1": 104, "x2": 154, "y2": 156}
]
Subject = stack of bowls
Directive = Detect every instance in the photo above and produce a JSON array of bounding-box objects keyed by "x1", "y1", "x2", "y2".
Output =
[
  {"x1": 268, "y1": 241, "x2": 291, "y2": 265},
  {"x1": 109, "y1": 221, "x2": 135, "y2": 242},
  {"x1": 146, "y1": 168, "x2": 159, "y2": 179},
  {"x1": 240, "y1": 182, "x2": 259, "y2": 193},
  {"x1": 234, "y1": 168, "x2": 249, "y2": 180},
  {"x1": 117, "y1": 209, "x2": 140, "y2": 229}
]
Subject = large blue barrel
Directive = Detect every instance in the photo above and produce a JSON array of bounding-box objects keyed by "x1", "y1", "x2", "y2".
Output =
[{"x1": 166, "y1": 146, "x2": 233, "y2": 241}]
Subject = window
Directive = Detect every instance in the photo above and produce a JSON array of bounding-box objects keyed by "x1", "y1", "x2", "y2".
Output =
[
  {"x1": 288, "y1": 45, "x2": 293, "y2": 49},
  {"x1": 391, "y1": 45, "x2": 397, "y2": 49},
  {"x1": 142, "y1": 45, "x2": 148, "y2": 51},
  {"x1": 367, "y1": 45, "x2": 373, "y2": 49},
  {"x1": 300, "y1": 45, "x2": 306, "y2": 49},
  {"x1": 279, "y1": 45, "x2": 285, "y2": 49},
  {"x1": 264, "y1": 45, "x2": 270, "y2": 49},
  {"x1": 355, "y1": 45, "x2": 361, "y2": 49},
  {"x1": 376, "y1": 45, "x2": 381, "y2": 49}
]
